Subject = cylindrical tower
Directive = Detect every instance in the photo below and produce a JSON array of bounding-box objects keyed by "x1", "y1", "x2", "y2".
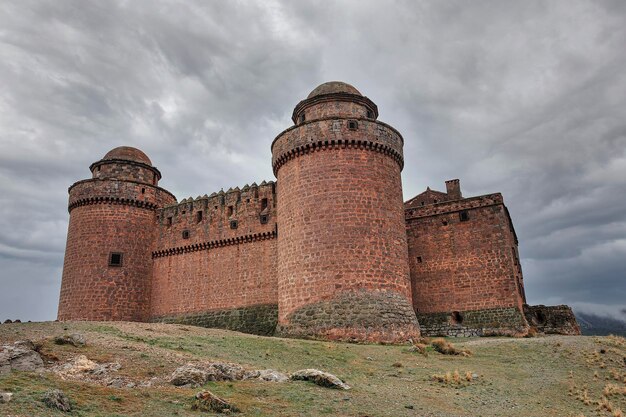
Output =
[
  {"x1": 58, "y1": 146, "x2": 176, "y2": 322},
  {"x1": 272, "y1": 81, "x2": 420, "y2": 342}
]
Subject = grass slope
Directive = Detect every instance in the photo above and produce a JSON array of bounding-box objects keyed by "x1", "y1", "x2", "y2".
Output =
[{"x1": 0, "y1": 321, "x2": 625, "y2": 417}]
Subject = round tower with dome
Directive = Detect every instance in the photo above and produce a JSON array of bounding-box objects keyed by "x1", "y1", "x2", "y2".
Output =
[
  {"x1": 272, "y1": 81, "x2": 420, "y2": 342},
  {"x1": 57, "y1": 146, "x2": 176, "y2": 322}
]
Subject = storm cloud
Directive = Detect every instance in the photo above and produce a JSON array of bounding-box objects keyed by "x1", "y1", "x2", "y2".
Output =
[{"x1": 0, "y1": 0, "x2": 624, "y2": 321}]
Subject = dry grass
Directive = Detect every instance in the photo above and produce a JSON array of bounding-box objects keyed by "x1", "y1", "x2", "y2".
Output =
[
  {"x1": 603, "y1": 383, "x2": 626, "y2": 397},
  {"x1": 430, "y1": 338, "x2": 472, "y2": 356},
  {"x1": 431, "y1": 369, "x2": 475, "y2": 386}
]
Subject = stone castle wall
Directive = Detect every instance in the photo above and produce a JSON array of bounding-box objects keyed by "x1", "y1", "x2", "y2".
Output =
[
  {"x1": 406, "y1": 193, "x2": 528, "y2": 335},
  {"x1": 149, "y1": 182, "x2": 278, "y2": 334}
]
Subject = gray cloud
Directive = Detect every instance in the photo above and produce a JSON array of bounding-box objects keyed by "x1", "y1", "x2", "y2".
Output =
[{"x1": 0, "y1": 0, "x2": 624, "y2": 321}]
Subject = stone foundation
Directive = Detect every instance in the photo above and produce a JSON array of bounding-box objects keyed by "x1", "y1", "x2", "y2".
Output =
[
  {"x1": 523, "y1": 304, "x2": 581, "y2": 335},
  {"x1": 152, "y1": 304, "x2": 278, "y2": 336},
  {"x1": 416, "y1": 307, "x2": 529, "y2": 337},
  {"x1": 276, "y1": 291, "x2": 420, "y2": 343}
]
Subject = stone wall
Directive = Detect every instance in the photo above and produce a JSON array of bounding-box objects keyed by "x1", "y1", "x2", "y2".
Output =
[
  {"x1": 153, "y1": 303, "x2": 278, "y2": 336},
  {"x1": 406, "y1": 194, "x2": 526, "y2": 314},
  {"x1": 524, "y1": 305, "x2": 581, "y2": 335},
  {"x1": 417, "y1": 307, "x2": 529, "y2": 337},
  {"x1": 150, "y1": 237, "x2": 278, "y2": 327}
]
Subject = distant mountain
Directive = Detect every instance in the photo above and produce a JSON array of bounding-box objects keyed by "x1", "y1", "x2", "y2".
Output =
[{"x1": 575, "y1": 312, "x2": 626, "y2": 336}]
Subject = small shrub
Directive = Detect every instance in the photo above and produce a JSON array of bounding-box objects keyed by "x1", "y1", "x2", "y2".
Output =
[
  {"x1": 603, "y1": 383, "x2": 626, "y2": 397},
  {"x1": 431, "y1": 338, "x2": 472, "y2": 356}
]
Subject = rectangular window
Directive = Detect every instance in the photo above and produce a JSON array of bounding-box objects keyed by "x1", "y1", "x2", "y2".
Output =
[
  {"x1": 227, "y1": 206, "x2": 234, "y2": 217},
  {"x1": 260, "y1": 214, "x2": 268, "y2": 224},
  {"x1": 196, "y1": 211, "x2": 203, "y2": 223},
  {"x1": 459, "y1": 210, "x2": 469, "y2": 222},
  {"x1": 182, "y1": 230, "x2": 190, "y2": 239},
  {"x1": 230, "y1": 220, "x2": 238, "y2": 229},
  {"x1": 416, "y1": 256, "x2": 422, "y2": 263},
  {"x1": 109, "y1": 252, "x2": 123, "y2": 267},
  {"x1": 261, "y1": 198, "x2": 268, "y2": 209},
  {"x1": 167, "y1": 217, "x2": 173, "y2": 226}
]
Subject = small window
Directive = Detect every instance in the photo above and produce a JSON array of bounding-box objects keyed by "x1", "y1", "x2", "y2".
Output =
[
  {"x1": 416, "y1": 256, "x2": 422, "y2": 263},
  {"x1": 182, "y1": 210, "x2": 186, "y2": 214},
  {"x1": 261, "y1": 198, "x2": 268, "y2": 209},
  {"x1": 451, "y1": 311, "x2": 463, "y2": 325},
  {"x1": 260, "y1": 214, "x2": 268, "y2": 224},
  {"x1": 230, "y1": 220, "x2": 238, "y2": 229},
  {"x1": 246, "y1": 199, "x2": 250, "y2": 203},
  {"x1": 367, "y1": 110, "x2": 374, "y2": 119},
  {"x1": 227, "y1": 206, "x2": 234, "y2": 217},
  {"x1": 182, "y1": 230, "x2": 190, "y2": 239},
  {"x1": 420, "y1": 201, "x2": 425, "y2": 206},
  {"x1": 442, "y1": 220, "x2": 448, "y2": 226},
  {"x1": 347, "y1": 120, "x2": 358, "y2": 130},
  {"x1": 153, "y1": 174, "x2": 157, "y2": 185},
  {"x1": 141, "y1": 188, "x2": 145, "y2": 194},
  {"x1": 109, "y1": 252, "x2": 123, "y2": 267},
  {"x1": 459, "y1": 210, "x2": 469, "y2": 222},
  {"x1": 196, "y1": 211, "x2": 203, "y2": 223},
  {"x1": 298, "y1": 113, "x2": 306, "y2": 124},
  {"x1": 167, "y1": 217, "x2": 173, "y2": 226},
  {"x1": 97, "y1": 166, "x2": 101, "y2": 172},
  {"x1": 433, "y1": 199, "x2": 438, "y2": 204}
]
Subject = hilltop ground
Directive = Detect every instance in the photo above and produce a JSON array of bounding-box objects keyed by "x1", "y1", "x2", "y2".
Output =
[{"x1": 1, "y1": 321, "x2": 625, "y2": 417}]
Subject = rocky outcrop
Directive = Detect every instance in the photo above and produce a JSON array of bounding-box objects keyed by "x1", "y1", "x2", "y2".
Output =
[
  {"x1": 0, "y1": 340, "x2": 44, "y2": 375},
  {"x1": 290, "y1": 369, "x2": 351, "y2": 390}
]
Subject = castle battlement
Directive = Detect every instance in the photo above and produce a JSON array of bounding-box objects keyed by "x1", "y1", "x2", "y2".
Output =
[{"x1": 57, "y1": 82, "x2": 579, "y2": 341}]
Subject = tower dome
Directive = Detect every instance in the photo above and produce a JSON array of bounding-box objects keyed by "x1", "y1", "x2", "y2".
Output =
[
  {"x1": 307, "y1": 81, "x2": 362, "y2": 98},
  {"x1": 103, "y1": 146, "x2": 152, "y2": 166},
  {"x1": 292, "y1": 80, "x2": 378, "y2": 124}
]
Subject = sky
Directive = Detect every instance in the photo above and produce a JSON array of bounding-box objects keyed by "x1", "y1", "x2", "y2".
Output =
[{"x1": 0, "y1": 0, "x2": 624, "y2": 322}]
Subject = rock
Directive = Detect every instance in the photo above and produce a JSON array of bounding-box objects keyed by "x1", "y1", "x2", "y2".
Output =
[
  {"x1": 0, "y1": 341, "x2": 44, "y2": 375},
  {"x1": 42, "y1": 389, "x2": 71, "y2": 412},
  {"x1": 256, "y1": 369, "x2": 289, "y2": 382},
  {"x1": 54, "y1": 333, "x2": 86, "y2": 347},
  {"x1": 169, "y1": 362, "x2": 251, "y2": 387},
  {"x1": 205, "y1": 362, "x2": 247, "y2": 381},
  {"x1": 191, "y1": 390, "x2": 239, "y2": 413},
  {"x1": 53, "y1": 355, "x2": 121, "y2": 380},
  {"x1": 169, "y1": 364, "x2": 209, "y2": 387},
  {"x1": 290, "y1": 369, "x2": 351, "y2": 390},
  {"x1": 0, "y1": 392, "x2": 13, "y2": 403},
  {"x1": 107, "y1": 377, "x2": 126, "y2": 388}
]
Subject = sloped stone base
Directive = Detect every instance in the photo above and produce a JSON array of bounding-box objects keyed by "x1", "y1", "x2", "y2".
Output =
[{"x1": 277, "y1": 291, "x2": 420, "y2": 343}]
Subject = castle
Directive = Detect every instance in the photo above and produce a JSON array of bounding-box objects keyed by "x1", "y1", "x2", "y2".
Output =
[{"x1": 58, "y1": 81, "x2": 580, "y2": 342}]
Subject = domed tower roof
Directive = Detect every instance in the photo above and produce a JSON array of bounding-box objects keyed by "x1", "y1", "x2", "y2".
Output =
[
  {"x1": 103, "y1": 146, "x2": 152, "y2": 166},
  {"x1": 307, "y1": 81, "x2": 362, "y2": 98},
  {"x1": 292, "y1": 81, "x2": 377, "y2": 124}
]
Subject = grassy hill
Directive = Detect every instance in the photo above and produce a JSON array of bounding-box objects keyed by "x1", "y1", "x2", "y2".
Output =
[{"x1": 1, "y1": 321, "x2": 625, "y2": 417}]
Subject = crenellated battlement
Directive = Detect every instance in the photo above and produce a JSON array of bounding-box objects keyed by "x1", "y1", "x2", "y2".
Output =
[{"x1": 155, "y1": 181, "x2": 277, "y2": 251}]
